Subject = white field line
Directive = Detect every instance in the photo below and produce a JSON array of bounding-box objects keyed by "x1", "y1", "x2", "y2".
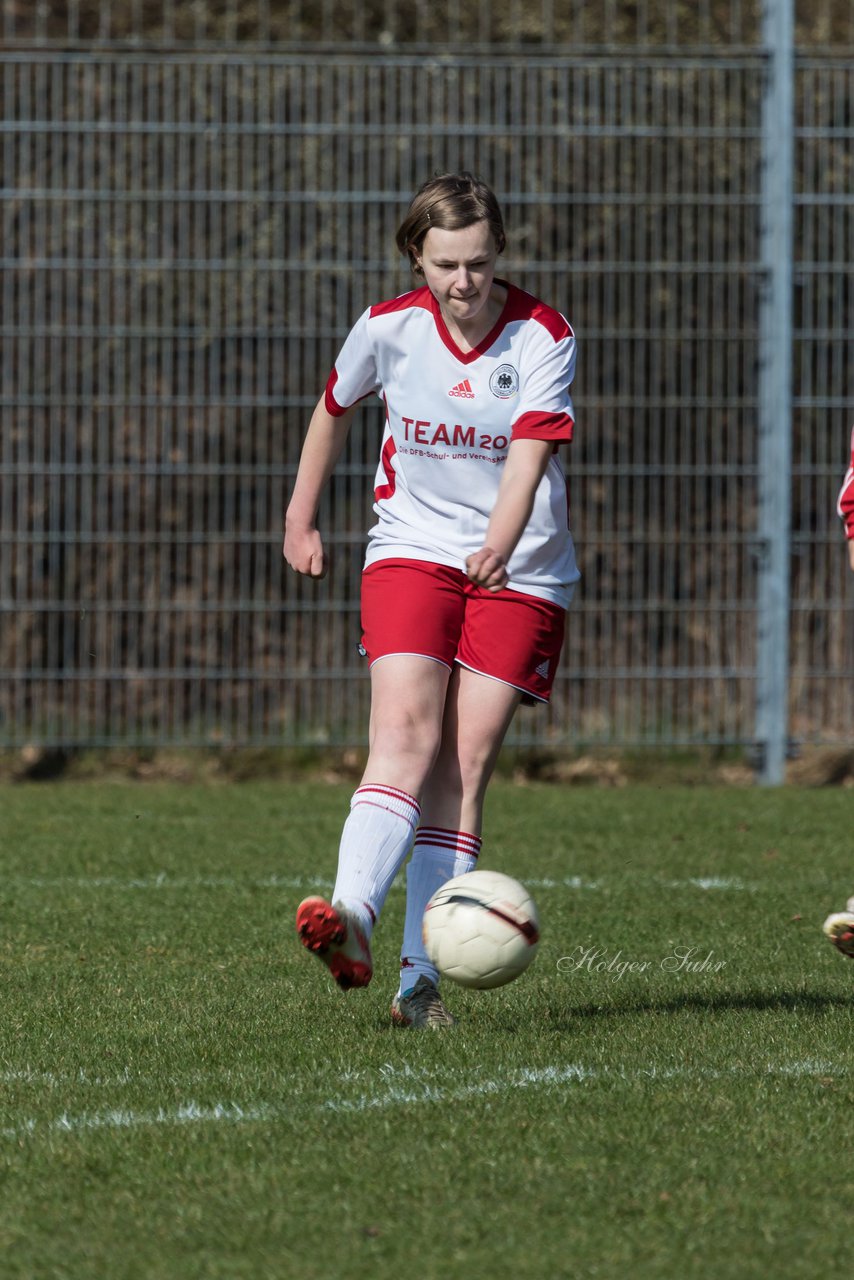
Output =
[
  {"x1": 6, "y1": 874, "x2": 754, "y2": 893},
  {"x1": 1, "y1": 1059, "x2": 845, "y2": 1142},
  {"x1": 8, "y1": 874, "x2": 335, "y2": 891},
  {"x1": 664, "y1": 877, "x2": 751, "y2": 891},
  {"x1": 0, "y1": 1067, "x2": 136, "y2": 1087}
]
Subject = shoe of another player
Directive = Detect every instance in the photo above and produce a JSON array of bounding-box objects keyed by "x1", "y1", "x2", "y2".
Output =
[
  {"x1": 822, "y1": 895, "x2": 854, "y2": 959},
  {"x1": 391, "y1": 974, "x2": 457, "y2": 1029},
  {"x1": 295, "y1": 897, "x2": 373, "y2": 989}
]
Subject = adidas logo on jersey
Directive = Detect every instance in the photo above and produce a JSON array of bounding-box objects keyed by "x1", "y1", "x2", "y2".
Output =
[{"x1": 448, "y1": 379, "x2": 475, "y2": 399}]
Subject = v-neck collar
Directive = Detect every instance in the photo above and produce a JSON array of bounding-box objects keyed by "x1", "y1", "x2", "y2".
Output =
[{"x1": 429, "y1": 279, "x2": 514, "y2": 366}]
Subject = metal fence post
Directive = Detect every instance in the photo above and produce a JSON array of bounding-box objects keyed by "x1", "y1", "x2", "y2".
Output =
[{"x1": 756, "y1": 0, "x2": 794, "y2": 784}]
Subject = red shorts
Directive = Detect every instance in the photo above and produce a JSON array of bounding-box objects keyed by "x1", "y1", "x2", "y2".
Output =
[{"x1": 360, "y1": 559, "x2": 566, "y2": 705}]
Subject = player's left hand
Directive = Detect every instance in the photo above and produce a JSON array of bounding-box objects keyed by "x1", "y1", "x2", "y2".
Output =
[
  {"x1": 848, "y1": 539, "x2": 854, "y2": 572},
  {"x1": 466, "y1": 547, "x2": 509, "y2": 592}
]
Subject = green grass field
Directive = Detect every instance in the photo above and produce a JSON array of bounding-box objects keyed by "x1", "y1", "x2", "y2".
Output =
[{"x1": 1, "y1": 780, "x2": 853, "y2": 1279}]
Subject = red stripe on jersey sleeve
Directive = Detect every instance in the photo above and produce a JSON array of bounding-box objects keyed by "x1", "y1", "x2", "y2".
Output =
[
  {"x1": 324, "y1": 367, "x2": 374, "y2": 417},
  {"x1": 511, "y1": 410, "x2": 574, "y2": 442},
  {"x1": 324, "y1": 368, "x2": 350, "y2": 417}
]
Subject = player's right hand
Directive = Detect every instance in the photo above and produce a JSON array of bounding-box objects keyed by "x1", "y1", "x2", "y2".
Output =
[
  {"x1": 465, "y1": 546, "x2": 509, "y2": 592},
  {"x1": 283, "y1": 523, "x2": 328, "y2": 578}
]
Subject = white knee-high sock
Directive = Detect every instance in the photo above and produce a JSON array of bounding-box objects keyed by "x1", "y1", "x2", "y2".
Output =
[
  {"x1": 399, "y1": 827, "x2": 481, "y2": 993},
  {"x1": 332, "y1": 784, "x2": 421, "y2": 935}
]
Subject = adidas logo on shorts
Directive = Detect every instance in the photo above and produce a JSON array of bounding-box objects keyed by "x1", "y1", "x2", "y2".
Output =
[
  {"x1": 535, "y1": 659, "x2": 551, "y2": 680},
  {"x1": 448, "y1": 379, "x2": 475, "y2": 399}
]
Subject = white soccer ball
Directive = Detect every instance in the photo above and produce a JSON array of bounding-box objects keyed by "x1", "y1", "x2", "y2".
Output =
[{"x1": 422, "y1": 869, "x2": 540, "y2": 989}]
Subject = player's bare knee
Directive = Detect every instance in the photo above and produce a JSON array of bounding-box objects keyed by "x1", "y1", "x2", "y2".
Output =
[{"x1": 369, "y1": 713, "x2": 442, "y2": 772}]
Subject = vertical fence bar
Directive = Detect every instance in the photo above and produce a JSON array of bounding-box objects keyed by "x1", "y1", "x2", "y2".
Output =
[{"x1": 755, "y1": 0, "x2": 794, "y2": 783}]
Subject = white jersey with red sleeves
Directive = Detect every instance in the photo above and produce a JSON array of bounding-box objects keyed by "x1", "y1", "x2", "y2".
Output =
[
  {"x1": 838, "y1": 424, "x2": 854, "y2": 539},
  {"x1": 324, "y1": 280, "x2": 580, "y2": 607}
]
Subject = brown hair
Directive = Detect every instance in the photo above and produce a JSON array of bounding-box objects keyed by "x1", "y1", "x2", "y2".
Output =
[{"x1": 395, "y1": 171, "x2": 506, "y2": 275}]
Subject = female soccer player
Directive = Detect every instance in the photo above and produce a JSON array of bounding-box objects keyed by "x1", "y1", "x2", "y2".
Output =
[
  {"x1": 284, "y1": 172, "x2": 579, "y2": 1026},
  {"x1": 822, "y1": 424, "x2": 854, "y2": 958}
]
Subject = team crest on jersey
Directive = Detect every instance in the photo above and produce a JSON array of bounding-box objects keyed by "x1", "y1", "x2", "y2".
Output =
[{"x1": 490, "y1": 364, "x2": 519, "y2": 398}]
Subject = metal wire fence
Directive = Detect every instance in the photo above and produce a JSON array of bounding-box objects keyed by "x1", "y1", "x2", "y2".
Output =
[{"x1": 1, "y1": 5, "x2": 852, "y2": 756}]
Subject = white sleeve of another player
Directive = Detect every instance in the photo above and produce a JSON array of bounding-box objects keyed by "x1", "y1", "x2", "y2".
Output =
[{"x1": 326, "y1": 309, "x2": 382, "y2": 413}]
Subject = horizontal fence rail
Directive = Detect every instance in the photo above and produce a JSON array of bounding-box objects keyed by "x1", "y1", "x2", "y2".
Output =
[{"x1": 1, "y1": 38, "x2": 852, "y2": 754}]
